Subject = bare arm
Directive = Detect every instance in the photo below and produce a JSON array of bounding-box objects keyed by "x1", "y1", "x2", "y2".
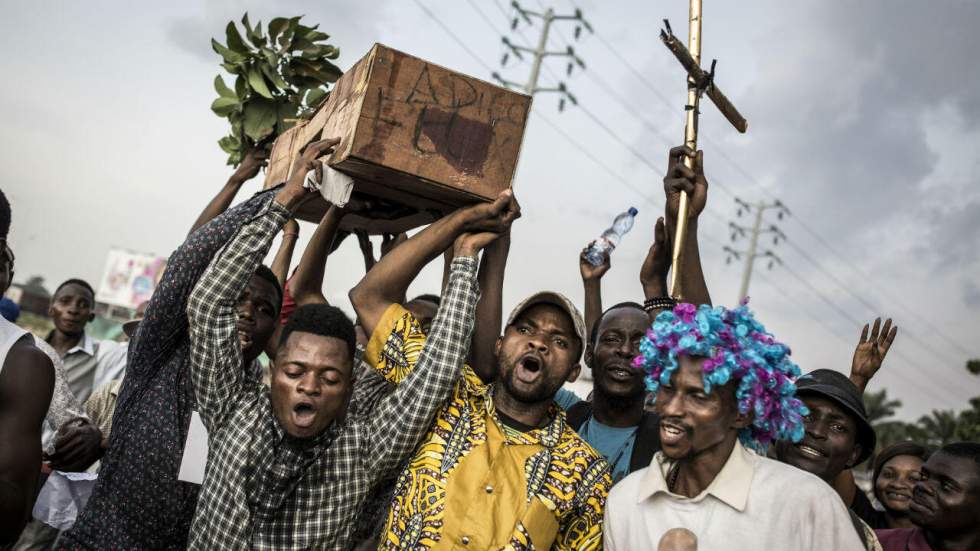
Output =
[
  {"x1": 350, "y1": 192, "x2": 519, "y2": 338},
  {"x1": 288, "y1": 205, "x2": 344, "y2": 307},
  {"x1": 849, "y1": 317, "x2": 898, "y2": 392},
  {"x1": 187, "y1": 147, "x2": 269, "y2": 236},
  {"x1": 470, "y1": 231, "x2": 512, "y2": 383},
  {"x1": 269, "y1": 218, "x2": 300, "y2": 289},
  {"x1": 0, "y1": 340, "x2": 54, "y2": 543},
  {"x1": 663, "y1": 146, "x2": 711, "y2": 306},
  {"x1": 580, "y1": 243, "x2": 611, "y2": 338},
  {"x1": 639, "y1": 216, "x2": 672, "y2": 323}
]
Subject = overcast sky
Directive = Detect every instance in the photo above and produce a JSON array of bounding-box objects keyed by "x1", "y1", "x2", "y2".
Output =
[{"x1": 3, "y1": 0, "x2": 978, "y2": 419}]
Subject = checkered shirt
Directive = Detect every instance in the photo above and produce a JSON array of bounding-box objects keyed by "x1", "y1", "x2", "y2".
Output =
[{"x1": 185, "y1": 198, "x2": 479, "y2": 550}]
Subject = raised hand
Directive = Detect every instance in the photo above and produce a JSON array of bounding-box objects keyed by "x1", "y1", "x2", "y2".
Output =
[
  {"x1": 640, "y1": 216, "x2": 670, "y2": 298},
  {"x1": 580, "y1": 243, "x2": 611, "y2": 282},
  {"x1": 850, "y1": 317, "x2": 898, "y2": 391},
  {"x1": 277, "y1": 137, "x2": 341, "y2": 211},
  {"x1": 230, "y1": 146, "x2": 270, "y2": 184},
  {"x1": 664, "y1": 145, "x2": 708, "y2": 221},
  {"x1": 455, "y1": 190, "x2": 521, "y2": 257},
  {"x1": 462, "y1": 189, "x2": 521, "y2": 232}
]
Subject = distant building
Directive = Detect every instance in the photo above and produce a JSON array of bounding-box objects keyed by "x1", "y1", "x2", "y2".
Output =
[{"x1": 6, "y1": 276, "x2": 51, "y2": 316}]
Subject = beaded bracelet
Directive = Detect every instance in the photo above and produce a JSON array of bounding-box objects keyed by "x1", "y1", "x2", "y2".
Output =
[{"x1": 643, "y1": 296, "x2": 677, "y2": 313}]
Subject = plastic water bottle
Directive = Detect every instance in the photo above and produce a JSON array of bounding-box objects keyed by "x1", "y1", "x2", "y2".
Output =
[{"x1": 584, "y1": 207, "x2": 639, "y2": 267}]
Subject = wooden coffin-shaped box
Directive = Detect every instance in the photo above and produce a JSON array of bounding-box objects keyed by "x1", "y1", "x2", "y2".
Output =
[{"x1": 264, "y1": 43, "x2": 532, "y2": 233}]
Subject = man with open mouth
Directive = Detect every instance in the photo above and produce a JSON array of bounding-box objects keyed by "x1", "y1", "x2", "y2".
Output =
[
  {"x1": 876, "y1": 442, "x2": 980, "y2": 551},
  {"x1": 181, "y1": 138, "x2": 515, "y2": 550},
  {"x1": 352, "y1": 206, "x2": 610, "y2": 548},
  {"x1": 603, "y1": 303, "x2": 864, "y2": 550}
]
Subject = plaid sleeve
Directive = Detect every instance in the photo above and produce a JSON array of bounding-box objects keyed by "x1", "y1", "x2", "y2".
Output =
[
  {"x1": 363, "y1": 255, "x2": 480, "y2": 474},
  {"x1": 187, "y1": 198, "x2": 289, "y2": 432}
]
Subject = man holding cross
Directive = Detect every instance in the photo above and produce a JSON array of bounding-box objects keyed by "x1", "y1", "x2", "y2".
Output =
[{"x1": 602, "y1": 301, "x2": 865, "y2": 550}]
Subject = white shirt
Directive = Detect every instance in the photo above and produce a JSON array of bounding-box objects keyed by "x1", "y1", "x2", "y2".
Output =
[
  {"x1": 56, "y1": 333, "x2": 127, "y2": 403},
  {"x1": 603, "y1": 440, "x2": 865, "y2": 551},
  {"x1": 0, "y1": 317, "x2": 88, "y2": 453}
]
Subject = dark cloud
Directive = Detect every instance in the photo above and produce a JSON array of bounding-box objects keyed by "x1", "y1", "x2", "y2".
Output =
[{"x1": 920, "y1": 199, "x2": 980, "y2": 270}]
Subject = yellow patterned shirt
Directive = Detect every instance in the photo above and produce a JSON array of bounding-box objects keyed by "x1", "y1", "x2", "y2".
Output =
[{"x1": 365, "y1": 304, "x2": 612, "y2": 551}]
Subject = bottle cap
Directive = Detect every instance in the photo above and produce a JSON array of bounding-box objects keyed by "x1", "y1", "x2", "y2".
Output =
[{"x1": 627, "y1": 207, "x2": 638, "y2": 216}]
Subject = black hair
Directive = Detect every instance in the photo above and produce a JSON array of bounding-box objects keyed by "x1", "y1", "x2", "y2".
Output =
[
  {"x1": 940, "y1": 442, "x2": 980, "y2": 472},
  {"x1": 0, "y1": 188, "x2": 10, "y2": 240},
  {"x1": 55, "y1": 278, "x2": 96, "y2": 299},
  {"x1": 278, "y1": 303, "x2": 356, "y2": 361},
  {"x1": 409, "y1": 294, "x2": 441, "y2": 307},
  {"x1": 588, "y1": 301, "x2": 646, "y2": 346},
  {"x1": 252, "y1": 264, "x2": 283, "y2": 311}
]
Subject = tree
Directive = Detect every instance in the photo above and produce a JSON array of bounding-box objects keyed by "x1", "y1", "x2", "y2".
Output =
[
  {"x1": 211, "y1": 14, "x2": 343, "y2": 165},
  {"x1": 23, "y1": 276, "x2": 49, "y2": 296},
  {"x1": 967, "y1": 358, "x2": 980, "y2": 376},
  {"x1": 917, "y1": 410, "x2": 961, "y2": 447},
  {"x1": 864, "y1": 389, "x2": 921, "y2": 466},
  {"x1": 864, "y1": 389, "x2": 902, "y2": 425}
]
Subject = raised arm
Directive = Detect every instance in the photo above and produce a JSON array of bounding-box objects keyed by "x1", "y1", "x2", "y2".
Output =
[
  {"x1": 188, "y1": 139, "x2": 336, "y2": 430},
  {"x1": 350, "y1": 191, "x2": 519, "y2": 337},
  {"x1": 365, "y1": 231, "x2": 502, "y2": 474},
  {"x1": 849, "y1": 317, "x2": 898, "y2": 392},
  {"x1": 639, "y1": 216, "x2": 672, "y2": 322},
  {"x1": 287, "y1": 205, "x2": 345, "y2": 307},
  {"x1": 580, "y1": 242, "x2": 611, "y2": 338},
  {"x1": 269, "y1": 218, "x2": 300, "y2": 289},
  {"x1": 663, "y1": 146, "x2": 711, "y2": 306},
  {"x1": 470, "y1": 226, "x2": 514, "y2": 383},
  {"x1": 187, "y1": 146, "x2": 269, "y2": 236},
  {"x1": 0, "y1": 339, "x2": 54, "y2": 543}
]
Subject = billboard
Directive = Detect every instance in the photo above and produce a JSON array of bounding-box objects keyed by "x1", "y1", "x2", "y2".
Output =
[{"x1": 95, "y1": 248, "x2": 167, "y2": 309}]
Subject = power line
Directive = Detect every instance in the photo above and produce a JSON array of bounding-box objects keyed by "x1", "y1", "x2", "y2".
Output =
[
  {"x1": 780, "y1": 237, "x2": 964, "y2": 368},
  {"x1": 777, "y1": 263, "x2": 964, "y2": 402},
  {"x1": 411, "y1": 0, "x2": 494, "y2": 73},
  {"x1": 533, "y1": 108, "x2": 656, "y2": 205},
  {"x1": 411, "y1": 0, "x2": 655, "y2": 209},
  {"x1": 563, "y1": 11, "x2": 974, "y2": 360},
  {"x1": 417, "y1": 1, "x2": 972, "y2": 392},
  {"x1": 751, "y1": 270, "x2": 951, "y2": 404},
  {"x1": 726, "y1": 200, "x2": 789, "y2": 302}
]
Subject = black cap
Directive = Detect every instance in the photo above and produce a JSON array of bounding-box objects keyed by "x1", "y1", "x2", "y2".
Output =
[{"x1": 796, "y1": 369, "x2": 877, "y2": 465}]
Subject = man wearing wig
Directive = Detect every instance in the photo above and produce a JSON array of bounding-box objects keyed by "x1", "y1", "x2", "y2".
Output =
[{"x1": 603, "y1": 301, "x2": 865, "y2": 550}]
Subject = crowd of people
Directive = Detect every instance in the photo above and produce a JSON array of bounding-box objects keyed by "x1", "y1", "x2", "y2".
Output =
[{"x1": 0, "y1": 136, "x2": 977, "y2": 551}]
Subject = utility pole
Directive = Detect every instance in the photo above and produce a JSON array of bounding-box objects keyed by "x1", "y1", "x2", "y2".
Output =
[
  {"x1": 724, "y1": 198, "x2": 789, "y2": 302},
  {"x1": 492, "y1": 2, "x2": 592, "y2": 111}
]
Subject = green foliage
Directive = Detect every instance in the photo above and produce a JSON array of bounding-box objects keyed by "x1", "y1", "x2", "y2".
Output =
[
  {"x1": 967, "y1": 358, "x2": 980, "y2": 376},
  {"x1": 211, "y1": 14, "x2": 342, "y2": 165}
]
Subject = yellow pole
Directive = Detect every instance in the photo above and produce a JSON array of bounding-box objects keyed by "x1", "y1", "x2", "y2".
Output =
[{"x1": 669, "y1": 0, "x2": 702, "y2": 300}]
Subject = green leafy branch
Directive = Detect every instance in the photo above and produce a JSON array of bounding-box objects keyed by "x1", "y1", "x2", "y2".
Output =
[{"x1": 211, "y1": 13, "x2": 342, "y2": 165}]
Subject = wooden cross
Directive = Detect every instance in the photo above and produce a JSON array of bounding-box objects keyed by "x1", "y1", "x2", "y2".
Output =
[{"x1": 661, "y1": 1, "x2": 747, "y2": 300}]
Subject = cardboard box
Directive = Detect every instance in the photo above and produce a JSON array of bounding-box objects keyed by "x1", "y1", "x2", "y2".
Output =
[{"x1": 265, "y1": 43, "x2": 531, "y2": 232}]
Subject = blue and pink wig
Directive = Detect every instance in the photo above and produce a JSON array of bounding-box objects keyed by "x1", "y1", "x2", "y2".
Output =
[{"x1": 634, "y1": 302, "x2": 808, "y2": 451}]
